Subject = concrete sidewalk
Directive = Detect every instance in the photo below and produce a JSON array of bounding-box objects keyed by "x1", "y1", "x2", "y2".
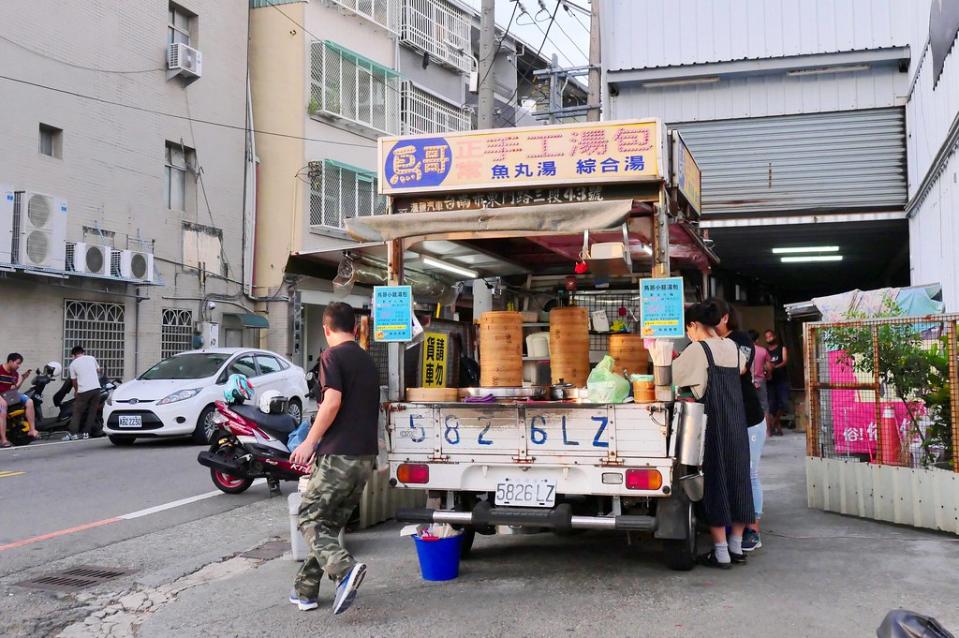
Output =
[{"x1": 130, "y1": 432, "x2": 959, "y2": 638}]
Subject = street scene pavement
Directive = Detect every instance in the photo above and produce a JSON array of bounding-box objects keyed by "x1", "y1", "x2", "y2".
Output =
[{"x1": 3, "y1": 432, "x2": 957, "y2": 638}]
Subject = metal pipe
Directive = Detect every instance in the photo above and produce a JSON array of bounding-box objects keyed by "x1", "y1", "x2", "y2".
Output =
[
  {"x1": 571, "y1": 515, "x2": 617, "y2": 530},
  {"x1": 430, "y1": 511, "x2": 474, "y2": 525}
]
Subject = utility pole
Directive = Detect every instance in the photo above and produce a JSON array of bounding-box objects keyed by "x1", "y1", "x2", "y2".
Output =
[
  {"x1": 587, "y1": 0, "x2": 601, "y2": 122},
  {"x1": 478, "y1": 0, "x2": 496, "y2": 128}
]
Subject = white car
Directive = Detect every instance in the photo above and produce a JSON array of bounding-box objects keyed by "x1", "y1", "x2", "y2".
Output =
[{"x1": 103, "y1": 348, "x2": 309, "y2": 446}]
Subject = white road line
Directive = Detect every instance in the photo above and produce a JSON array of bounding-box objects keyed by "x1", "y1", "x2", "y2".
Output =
[
  {"x1": 0, "y1": 437, "x2": 99, "y2": 450},
  {"x1": 118, "y1": 479, "x2": 266, "y2": 520}
]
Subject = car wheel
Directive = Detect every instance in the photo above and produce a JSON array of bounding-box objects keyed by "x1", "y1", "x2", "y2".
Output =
[
  {"x1": 192, "y1": 404, "x2": 218, "y2": 445},
  {"x1": 287, "y1": 398, "x2": 303, "y2": 423},
  {"x1": 662, "y1": 501, "x2": 697, "y2": 572},
  {"x1": 108, "y1": 435, "x2": 136, "y2": 447}
]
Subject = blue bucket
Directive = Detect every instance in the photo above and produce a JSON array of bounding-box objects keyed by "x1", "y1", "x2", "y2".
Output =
[{"x1": 412, "y1": 534, "x2": 462, "y2": 581}]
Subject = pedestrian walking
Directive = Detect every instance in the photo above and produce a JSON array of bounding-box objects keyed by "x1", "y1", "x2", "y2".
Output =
[
  {"x1": 673, "y1": 300, "x2": 755, "y2": 569},
  {"x1": 765, "y1": 330, "x2": 789, "y2": 436},
  {"x1": 68, "y1": 346, "x2": 101, "y2": 440},
  {"x1": 288, "y1": 302, "x2": 379, "y2": 615}
]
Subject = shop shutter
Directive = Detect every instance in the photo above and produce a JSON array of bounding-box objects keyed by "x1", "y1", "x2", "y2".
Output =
[{"x1": 672, "y1": 108, "x2": 906, "y2": 216}]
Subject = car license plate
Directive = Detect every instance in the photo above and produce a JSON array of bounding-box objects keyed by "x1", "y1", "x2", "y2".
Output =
[
  {"x1": 495, "y1": 478, "x2": 556, "y2": 508},
  {"x1": 118, "y1": 415, "x2": 142, "y2": 428}
]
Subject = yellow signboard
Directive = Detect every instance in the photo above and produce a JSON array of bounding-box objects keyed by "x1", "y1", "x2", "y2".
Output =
[
  {"x1": 378, "y1": 119, "x2": 663, "y2": 196},
  {"x1": 672, "y1": 131, "x2": 702, "y2": 214},
  {"x1": 420, "y1": 332, "x2": 449, "y2": 388}
]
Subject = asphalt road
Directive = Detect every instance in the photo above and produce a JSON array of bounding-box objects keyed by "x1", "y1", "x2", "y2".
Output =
[{"x1": 0, "y1": 436, "x2": 281, "y2": 578}]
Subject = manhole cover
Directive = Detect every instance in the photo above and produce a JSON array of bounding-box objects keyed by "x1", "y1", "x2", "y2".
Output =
[
  {"x1": 16, "y1": 565, "x2": 134, "y2": 592},
  {"x1": 240, "y1": 540, "x2": 288, "y2": 560}
]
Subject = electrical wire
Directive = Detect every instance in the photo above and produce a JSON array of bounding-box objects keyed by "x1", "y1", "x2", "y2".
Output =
[
  {"x1": 477, "y1": 0, "x2": 520, "y2": 91},
  {"x1": 0, "y1": 33, "x2": 166, "y2": 74},
  {"x1": 0, "y1": 74, "x2": 377, "y2": 148}
]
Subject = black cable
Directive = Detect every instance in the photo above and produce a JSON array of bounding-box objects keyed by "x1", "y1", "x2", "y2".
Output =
[
  {"x1": 495, "y1": 0, "x2": 561, "y2": 127},
  {"x1": 477, "y1": 0, "x2": 520, "y2": 92},
  {"x1": 0, "y1": 33, "x2": 166, "y2": 74}
]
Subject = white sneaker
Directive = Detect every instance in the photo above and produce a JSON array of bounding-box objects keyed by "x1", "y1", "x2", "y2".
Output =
[{"x1": 332, "y1": 563, "x2": 366, "y2": 615}]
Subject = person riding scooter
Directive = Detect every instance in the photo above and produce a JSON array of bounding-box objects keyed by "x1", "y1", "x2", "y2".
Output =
[{"x1": 0, "y1": 352, "x2": 39, "y2": 447}]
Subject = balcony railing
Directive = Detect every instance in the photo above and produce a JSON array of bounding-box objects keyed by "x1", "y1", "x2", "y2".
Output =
[
  {"x1": 400, "y1": 0, "x2": 472, "y2": 74},
  {"x1": 401, "y1": 81, "x2": 471, "y2": 135},
  {"x1": 309, "y1": 160, "x2": 388, "y2": 231},
  {"x1": 327, "y1": 0, "x2": 397, "y2": 31}
]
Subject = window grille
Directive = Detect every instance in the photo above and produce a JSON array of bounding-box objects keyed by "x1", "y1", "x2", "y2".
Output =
[
  {"x1": 310, "y1": 40, "x2": 400, "y2": 136},
  {"x1": 401, "y1": 81, "x2": 471, "y2": 135},
  {"x1": 161, "y1": 308, "x2": 194, "y2": 359},
  {"x1": 400, "y1": 0, "x2": 472, "y2": 73},
  {"x1": 328, "y1": 0, "x2": 397, "y2": 31},
  {"x1": 369, "y1": 339, "x2": 389, "y2": 386},
  {"x1": 63, "y1": 300, "x2": 125, "y2": 379},
  {"x1": 309, "y1": 160, "x2": 388, "y2": 230}
]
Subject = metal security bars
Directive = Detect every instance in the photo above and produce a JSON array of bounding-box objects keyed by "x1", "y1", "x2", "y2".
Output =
[
  {"x1": 309, "y1": 160, "x2": 388, "y2": 230},
  {"x1": 400, "y1": 0, "x2": 472, "y2": 74},
  {"x1": 328, "y1": 0, "x2": 397, "y2": 31},
  {"x1": 401, "y1": 81, "x2": 471, "y2": 135},
  {"x1": 63, "y1": 300, "x2": 126, "y2": 379},
  {"x1": 161, "y1": 308, "x2": 194, "y2": 359},
  {"x1": 310, "y1": 40, "x2": 401, "y2": 136}
]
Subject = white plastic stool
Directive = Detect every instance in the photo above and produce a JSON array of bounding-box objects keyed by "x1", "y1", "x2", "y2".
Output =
[{"x1": 288, "y1": 491, "x2": 346, "y2": 561}]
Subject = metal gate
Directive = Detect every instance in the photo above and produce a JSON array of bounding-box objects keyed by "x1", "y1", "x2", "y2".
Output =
[{"x1": 672, "y1": 108, "x2": 907, "y2": 216}]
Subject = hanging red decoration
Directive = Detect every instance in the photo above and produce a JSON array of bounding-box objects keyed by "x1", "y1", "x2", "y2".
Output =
[{"x1": 574, "y1": 261, "x2": 589, "y2": 274}]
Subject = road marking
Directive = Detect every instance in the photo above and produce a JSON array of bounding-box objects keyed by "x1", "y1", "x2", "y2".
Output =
[
  {"x1": 0, "y1": 437, "x2": 99, "y2": 451},
  {"x1": 0, "y1": 479, "x2": 267, "y2": 553},
  {"x1": 0, "y1": 470, "x2": 25, "y2": 478}
]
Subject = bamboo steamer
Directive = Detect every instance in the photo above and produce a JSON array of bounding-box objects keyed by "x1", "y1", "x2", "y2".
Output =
[
  {"x1": 405, "y1": 387, "x2": 459, "y2": 402},
  {"x1": 609, "y1": 334, "x2": 650, "y2": 376},
  {"x1": 549, "y1": 306, "x2": 590, "y2": 386},
  {"x1": 479, "y1": 311, "x2": 523, "y2": 387}
]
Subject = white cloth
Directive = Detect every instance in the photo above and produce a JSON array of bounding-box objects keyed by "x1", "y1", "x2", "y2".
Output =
[
  {"x1": 69, "y1": 355, "x2": 100, "y2": 394},
  {"x1": 672, "y1": 338, "x2": 742, "y2": 400}
]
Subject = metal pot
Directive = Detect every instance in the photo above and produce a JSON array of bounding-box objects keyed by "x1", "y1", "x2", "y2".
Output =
[{"x1": 550, "y1": 381, "x2": 577, "y2": 401}]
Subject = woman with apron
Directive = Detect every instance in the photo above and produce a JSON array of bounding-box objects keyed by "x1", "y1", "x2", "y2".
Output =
[{"x1": 672, "y1": 300, "x2": 756, "y2": 568}]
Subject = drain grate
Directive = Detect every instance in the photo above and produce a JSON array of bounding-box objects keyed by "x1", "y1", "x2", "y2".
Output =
[
  {"x1": 16, "y1": 565, "x2": 134, "y2": 592},
  {"x1": 239, "y1": 539, "x2": 288, "y2": 561}
]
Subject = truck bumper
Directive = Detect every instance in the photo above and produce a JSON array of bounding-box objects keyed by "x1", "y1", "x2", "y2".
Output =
[{"x1": 397, "y1": 500, "x2": 656, "y2": 533}]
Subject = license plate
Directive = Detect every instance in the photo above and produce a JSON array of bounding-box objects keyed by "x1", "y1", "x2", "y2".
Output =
[
  {"x1": 495, "y1": 478, "x2": 556, "y2": 508},
  {"x1": 117, "y1": 415, "x2": 142, "y2": 428}
]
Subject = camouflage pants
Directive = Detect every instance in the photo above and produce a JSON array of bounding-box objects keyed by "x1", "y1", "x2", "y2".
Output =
[{"x1": 294, "y1": 454, "x2": 374, "y2": 598}]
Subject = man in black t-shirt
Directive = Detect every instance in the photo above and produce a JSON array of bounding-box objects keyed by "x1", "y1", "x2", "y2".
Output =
[{"x1": 289, "y1": 303, "x2": 378, "y2": 615}]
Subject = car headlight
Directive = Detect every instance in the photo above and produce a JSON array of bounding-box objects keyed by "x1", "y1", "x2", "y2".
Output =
[{"x1": 156, "y1": 388, "x2": 201, "y2": 406}]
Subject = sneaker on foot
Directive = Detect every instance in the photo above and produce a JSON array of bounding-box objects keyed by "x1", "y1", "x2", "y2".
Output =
[
  {"x1": 82, "y1": 433, "x2": 90, "y2": 440},
  {"x1": 332, "y1": 563, "x2": 366, "y2": 615},
  {"x1": 288, "y1": 591, "x2": 318, "y2": 611},
  {"x1": 742, "y1": 530, "x2": 762, "y2": 552}
]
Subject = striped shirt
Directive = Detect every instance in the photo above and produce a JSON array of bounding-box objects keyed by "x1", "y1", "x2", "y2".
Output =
[{"x1": 0, "y1": 365, "x2": 19, "y2": 393}]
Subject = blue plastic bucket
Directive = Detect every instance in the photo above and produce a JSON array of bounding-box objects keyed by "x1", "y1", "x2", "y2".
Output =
[{"x1": 412, "y1": 534, "x2": 463, "y2": 581}]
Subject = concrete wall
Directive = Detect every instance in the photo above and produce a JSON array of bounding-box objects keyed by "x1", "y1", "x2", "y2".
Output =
[{"x1": 0, "y1": 0, "x2": 250, "y2": 380}]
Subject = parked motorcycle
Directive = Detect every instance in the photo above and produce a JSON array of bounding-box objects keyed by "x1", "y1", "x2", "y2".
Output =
[
  {"x1": 197, "y1": 389, "x2": 309, "y2": 494},
  {"x1": 4, "y1": 363, "x2": 117, "y2": 446}
]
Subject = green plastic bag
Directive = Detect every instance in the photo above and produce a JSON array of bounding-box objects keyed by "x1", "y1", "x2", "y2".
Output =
[{"x1": 587, "y1": 355, "x2": 631, "y2": 404}]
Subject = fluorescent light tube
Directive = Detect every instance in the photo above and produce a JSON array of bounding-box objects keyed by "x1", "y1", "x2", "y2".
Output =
[
  {"x1": 780, "y1": 255, "x2": 843, "y2": 263},
  {"x1": 642, "y1": 76, "x2": 720, "y2": 88},
  {"x1": 787, "y1": 64, "x2": 869, "y2": 76},
  {"x1": 772, "y1": 246, "x2": 840, "y2": 254},
  {"x1": 421, "y1": 256, "x2": 479, "y2": 279}
]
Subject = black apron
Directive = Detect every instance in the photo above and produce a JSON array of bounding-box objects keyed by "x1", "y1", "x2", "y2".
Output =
[{"x1": 699, "y1": 342, "x2": 755, "y2": 527}]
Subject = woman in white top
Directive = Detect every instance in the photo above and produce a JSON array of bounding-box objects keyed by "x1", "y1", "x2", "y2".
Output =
[{"x1": 672, "y1": 300, "x2": 755, "y2": 569}]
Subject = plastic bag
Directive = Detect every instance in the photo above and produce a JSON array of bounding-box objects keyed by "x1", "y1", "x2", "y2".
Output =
[
  {"x1": 287, "y1": 420, "x2": 312, "y2": 449},
  {"x1": 587, "y1": 355, "x2": 631, "y2": 404}
]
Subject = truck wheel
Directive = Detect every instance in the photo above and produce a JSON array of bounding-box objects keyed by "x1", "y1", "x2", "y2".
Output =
[
  {"x1": 459, "y1": 528, "x2": 476, "y2": 558},
  {"x1": 662, "y1": 502, "x2": 697, "y2": 571}
]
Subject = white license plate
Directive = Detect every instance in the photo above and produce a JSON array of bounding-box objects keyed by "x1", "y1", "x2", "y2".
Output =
[
  {"x1": 495, "y1": 478, "x2": 556, "y2": 508},
  {"x1": 117, "y1": 415, "x2": 142, "y2": 428}
]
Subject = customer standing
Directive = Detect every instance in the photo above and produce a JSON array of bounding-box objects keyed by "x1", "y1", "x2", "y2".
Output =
[
  {"x1": 673, "y1": 301, "x2": 755, "y2": 568},
  {"x1": 68, "y1": 346, "x2": 101, "y2": 440},
  {"x1": 289, "y1": 302, "x2": 378, "y2": 615},
  {"x1": 749, "y1": 330, "x2": 771, "y2": 426},
  {"x1": 765, "y1": 330, "x2": 789, "y2": 436}
]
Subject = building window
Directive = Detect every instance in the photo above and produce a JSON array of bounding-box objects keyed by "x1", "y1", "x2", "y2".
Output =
[
  {"x1": 310, "y1": 40, "x2": 401, "y2": 136},
  {"x1": 165, "y1": 142, "x2": 194, "y2": 212},
  {"x1": 168, "y1": 3, "x2": 193, "y2": 45},
  {"x1": 63, "y1": 300, "x2": 126, "y2": 379},
  {"x1": 400, "y1": 0, "x2": 472, "y2": 73},
  {"x1": 39, "y1": 123, "x2": 63, "y2": 158},
  {"x1": 401, "y1": 81, "x2": 471, "y2": 134},
  {"x1": 329, "y1": 0, "x2": 396, "y2": 30},
  {"x1": 309, "y1": 160, "x2": 388, "y2": 230},
  {"x1": 161, "y1": 308, "x2": 194, "y2": 359}
]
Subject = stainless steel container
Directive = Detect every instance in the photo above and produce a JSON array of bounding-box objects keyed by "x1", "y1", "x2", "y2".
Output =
[
  {"x1": 675, "y1": 401, "x2": 707, "y2": 467},
  {"x1": 653, "y1": 365, "x2": 672, "y2": 386}
]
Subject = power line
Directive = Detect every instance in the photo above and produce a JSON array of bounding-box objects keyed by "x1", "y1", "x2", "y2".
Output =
[
  {"x1": 477, "y1": 0, "x2": 520, "y2": 90},
  {"x1": 0, "y1": 74, "x2": 377, "y2": 148},
  {"x1": 495, "y1": 0, "x2": 561, "y2": 127},
  {"x1": 0, "y1": 33, "x2": 166, "y2": 74},
  {"x1": 552, "y1": 17, "x2": 588, "y2": 61}
]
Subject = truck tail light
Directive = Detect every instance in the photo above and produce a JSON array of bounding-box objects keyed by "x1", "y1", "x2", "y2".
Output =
[
  {"x1": 397, "y1": 463, "x2": 429, "y2": 484},
  {"x1": 625, "y1": 468, "x2": 663, "y2": 491}
]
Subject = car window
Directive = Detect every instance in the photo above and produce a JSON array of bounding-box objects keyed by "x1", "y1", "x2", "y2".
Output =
[
  {"x1": 140, "y1": 353, "x2": 230, "y2": 380},
  {"x1": 227, "y1": 355, "x2": 258, "y2": 378},
  {"x1": 255, "y1": 355, "x2": 282, "y2": 375}
]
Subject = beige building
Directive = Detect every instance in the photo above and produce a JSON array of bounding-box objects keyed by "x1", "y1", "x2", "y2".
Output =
[{"x1": 0, "y1": 0, "x2": 254, "y2": 382}]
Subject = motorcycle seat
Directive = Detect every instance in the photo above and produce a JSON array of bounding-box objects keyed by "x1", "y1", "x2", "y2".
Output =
[{"x1": 233, "y1": 404, "x2": 298, "y2": 438}]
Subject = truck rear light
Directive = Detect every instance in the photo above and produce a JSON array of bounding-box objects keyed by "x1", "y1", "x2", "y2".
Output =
[
  {"x1": 625, "y1": 468, "x2": 663, "y2": 491},
  {"x1": 602, "y1": 472, "x2": 623, "y2": 484},
  {"x1": 397, "y1": 463, "x2": 429, "y2": 484}
]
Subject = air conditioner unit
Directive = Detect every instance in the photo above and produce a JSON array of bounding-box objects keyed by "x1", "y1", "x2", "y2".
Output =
[
  {"x1": 72, "y1": 242, "x2": 110, "y2": 275},
  {"x1": 0, "y1": 187, "x2": 14, "y2": 264},
  {"x1": 118, "y1": 249, "x2": 155, "y2": 282},
  {"x1": 167, "y1": 42, "x2": 203, "y2": 79},
  {"x1": 17, "y1": 192, "x2": 67, "y2": 270}
]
